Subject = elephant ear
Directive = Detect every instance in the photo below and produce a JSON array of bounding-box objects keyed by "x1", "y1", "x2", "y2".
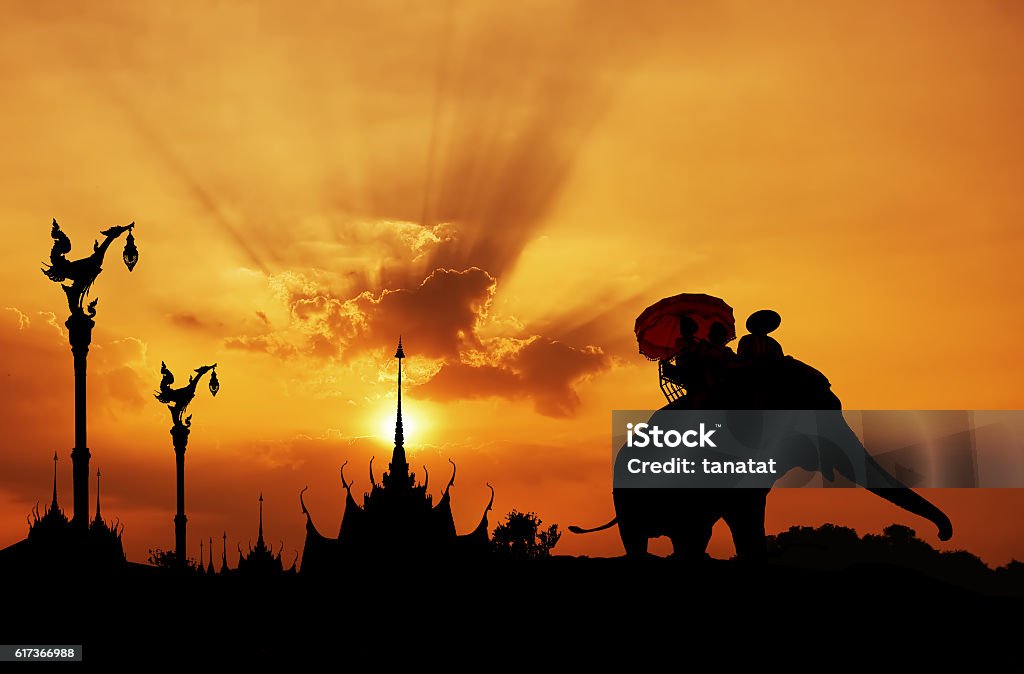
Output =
[
  {"x1": 816, "y1": 435, "x2": 857, "y2": 484},
  {"x1": 820, "y1": 457, "x2": 836, "y2": 482}
]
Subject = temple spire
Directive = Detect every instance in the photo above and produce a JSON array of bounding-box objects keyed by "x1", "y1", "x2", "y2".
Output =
[
  {"x1": 51, "y1": 452, "x2": 59, "y2": 511},
  {"x1": 221, "y1": 531, "x2": 228, "y2": 574},
  {"x1": 94, "y1": 469, "x2": 102, "y2": 522},
  {"x1": 390, "y1": 336, "x2": 409, "y2": 479},
  {"x1": 394, "y1": 336, "x2": 405, "y2": 453},
  {"x1": 257, "y1": 493, "x2": 264, "y2": 545},
  {"x1": 199, "y1": 538, "x2": 204, "y2": 569},
  {"x1": 208, "y1": 536, "x2": 215, "y2": 574}
]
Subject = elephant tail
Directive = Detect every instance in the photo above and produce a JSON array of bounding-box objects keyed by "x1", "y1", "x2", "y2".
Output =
[{"x1": 568, "y1": 517, "x2": 618, "y2": 535}]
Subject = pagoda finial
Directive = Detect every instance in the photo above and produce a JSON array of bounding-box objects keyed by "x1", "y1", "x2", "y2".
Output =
[
  {"x1": 395, "y1": 336, "x2": 405, "y2": 449},
  {"x1": 94, "y1": 469, "x2": 102, "y2": 522},
  {"x1": 221, "y1": 531, "x2": 228, "y2": 574},
  {"x1": 208, "y1": 536, "x2": 215, "y2": 574},
  {"x1": 392, "y1": 336, "x2": 407, "y2": 470},
  {"x1": 257, "y1": 493, "x2": 265, "y2": 544},
  {"x1": 199, "y1": 538, "x2": 204, "y2": 568},
  {"x1": 51, "y1": 452, "x2": 59, "y2": 511}
]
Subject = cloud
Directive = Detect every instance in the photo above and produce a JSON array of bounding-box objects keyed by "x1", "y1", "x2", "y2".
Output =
[
  {"x1": 348, "y1": 267, "x2": 496, "y2": 359},
  {"x1": 0, "y1": 308, "x2": 154, "y2": 502},
  {"x1": 223, "y1": 266, "x2": 611, "y2": 415},
  {"x1": 0, "y1": 309, "x2": 152, "y2": 423},
  {"x1": 223, "y1": 333, "x2": 298, "y2": 358},
  {"x1": 0, "y1": 309, "x2": 69, "y2": 419},
  {"x1": 99, "y1": 365, "x2": 147, "y2": 410},
  {"x1": 229, "y1": 267, "x2": 496, "y2": 362},
  {"x1": 169, "y1": 312, "x2": 204, "y2": 329},
  {"x1": 91, "y1": 339, "x2": 152, "y2": 414},
  {"x1": 418, "y1": 337, "x2": 610, "y2": 417},
  {"x1": 4, "y1": 307, "x2": 29, "y2": 330}
]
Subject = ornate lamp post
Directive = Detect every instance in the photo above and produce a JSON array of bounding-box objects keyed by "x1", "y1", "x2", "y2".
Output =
[
  {"x1": 154, "y1": 361, "x2": 219, "y2": 568},
  {"x1": 41, "y1": 219, "x2": 138, "y2": 530}
]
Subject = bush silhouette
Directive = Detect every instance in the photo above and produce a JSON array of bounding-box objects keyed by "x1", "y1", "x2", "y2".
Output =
[
  {"x1": 147, "y1": 547, "x2": 198, "y2": 571},
  {"x1": 491, "y1": 510, "x2": 561, "y2": 559}
]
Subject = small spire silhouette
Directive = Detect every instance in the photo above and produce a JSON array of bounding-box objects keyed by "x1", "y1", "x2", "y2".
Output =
[
  {"x1": 51, "y1": 452, "x2": 59, "y2": 511},
  {"x1": 391, "y1": 336, "x2": 408, "y2": 478},
  {"x1": 94, "y1": 469, "x2": 102, "y2": 522},
  {"x1": 199, "y1": 538, "x2": 204, "y2": 570},
  {"x1": 207, "y1": 536, "x2": 215, "y2": 574},
  {"x1": 257, "y1": 493, "x2": 264, "y2": 546},
  {"x1": 394, "y1": 336, "x2": 405, "y2": 452},
  {"x1": 221, "y1": 531, "x2": 228, "y2": 574}
]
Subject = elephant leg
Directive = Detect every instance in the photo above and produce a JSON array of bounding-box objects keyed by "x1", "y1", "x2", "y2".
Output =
[
  {"x1": 612, "y1": 491, "x2": 649, "y2": 558},
  {"x1": 723, "y1": 489, "x2": 769, "y2": 562},
  {"x1": 619, "y1": 526, "x2": 649, "y2": 558},
  {"x1": 669, "y1": 515, "x2": 715, "y2": 562}
]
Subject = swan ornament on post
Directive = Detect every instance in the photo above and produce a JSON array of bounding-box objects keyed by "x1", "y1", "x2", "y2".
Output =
[
  {"x1": 41, "y1": 218, "x2": 139, "y2": 529},
  {"x1": 154, "y1": 361, "x2": 220, "y2": 568},
  {"x1": 42, "y1": 219, "x2": 138, "y2": 318}
]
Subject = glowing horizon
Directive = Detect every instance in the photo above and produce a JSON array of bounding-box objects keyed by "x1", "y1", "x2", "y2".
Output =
[{"x1": 1, "y1": 1, "x2": 1023, "y2": 567}]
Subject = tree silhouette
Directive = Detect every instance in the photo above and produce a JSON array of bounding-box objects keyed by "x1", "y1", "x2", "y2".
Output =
[
  {"x1": 880, "y1": 524, "x2": 918, "y2": 545},
  {"x1": 147, "y1": 547, "x2": 197, "y2": 571},
  {"x1": 491, "y1": 510, "x2": 561, "y2": 559}
]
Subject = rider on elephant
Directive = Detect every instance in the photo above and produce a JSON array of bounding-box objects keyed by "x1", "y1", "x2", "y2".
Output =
[
  {"x1": 660, "y1": 315, "x2": 700, "y2": 395},
  {"x1": 737, "y1": 309, "x2": 784, "y2": 364},
  {"x1": 662, "y1": 316, "x2": 737, "y2": 409}
]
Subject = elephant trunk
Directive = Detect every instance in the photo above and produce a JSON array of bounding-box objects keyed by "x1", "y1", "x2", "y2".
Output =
[
  {"x1": 861, "y1": 456, "x2": 953, "y2": 541},
  {"x1": 820, "y1": 411, "x2": 953, "y2": 542}
]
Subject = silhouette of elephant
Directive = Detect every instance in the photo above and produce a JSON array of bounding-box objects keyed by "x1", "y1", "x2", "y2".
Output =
[{"x1": 570, "y1": 355, "x2": 954, "y2": 560}]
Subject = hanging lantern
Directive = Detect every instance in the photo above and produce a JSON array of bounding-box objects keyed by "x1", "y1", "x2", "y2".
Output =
[
  {"x1": 209, "y1": 368, "x2": 220, "y2": 397},
  {"x1": 123, "y1": 230, "x2": 139, "y2": 272}
]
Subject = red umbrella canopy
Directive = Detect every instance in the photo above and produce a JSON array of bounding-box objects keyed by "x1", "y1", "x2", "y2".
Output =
[{"x1": 634, "y1": 293, "x2": 736, "y2": 361}]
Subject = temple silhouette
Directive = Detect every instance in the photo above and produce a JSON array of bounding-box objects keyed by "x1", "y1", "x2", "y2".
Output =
[
  {"x1": 0, "y1": 454, "x2": 125, "y2": 570},
  {"x1": 236, "y1": 493, "x2": 296, "y2": 576},
  {"x1": 300, "y1": 337, "x2": 493, "y2": 573},
  {"x1": 195, "y1": 532, "x2": 233, "y2": 576}
]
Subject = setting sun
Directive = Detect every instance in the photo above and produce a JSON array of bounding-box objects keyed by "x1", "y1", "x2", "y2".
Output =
[{"x1": 375, "y1": 403, "x2": 425, "y2": 445}]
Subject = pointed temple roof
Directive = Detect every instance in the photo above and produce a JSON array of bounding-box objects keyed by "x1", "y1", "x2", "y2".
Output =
[
  {"x1": 28, "y1": 452, "x2": 70, "y2": 540},
  {"x1": 0, "y1": 453, "x2": 124, "y2": 569},
  {"x1": 237, "y1": 493, "x2": 286, "y2": 576},
  {"x1": 383, "y1": 335, "x2": 410, "y2": 489},
  {"x1": 93, "y1": 469, "x2": 102, "y2": 524},
  {"x1": 88, "y1": 467, "x2": 123, "y2": 549},
  {"x1": 300, "y1": 336, "x2": 493, "y2": 575},
  {"x1": 220, "y1": 531, "x2": 229, "y2": 574},
  {"x1": 207, "y1": 536, "x2": 216, "y2": 575},
  {"x1": 52, "y1": 452, "x2": 60, "y2": 513}
]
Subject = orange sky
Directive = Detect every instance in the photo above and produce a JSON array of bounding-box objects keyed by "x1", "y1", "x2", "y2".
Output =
[{"x1": 1, "y1": 1, "x2": 1022, "y2": 566}]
